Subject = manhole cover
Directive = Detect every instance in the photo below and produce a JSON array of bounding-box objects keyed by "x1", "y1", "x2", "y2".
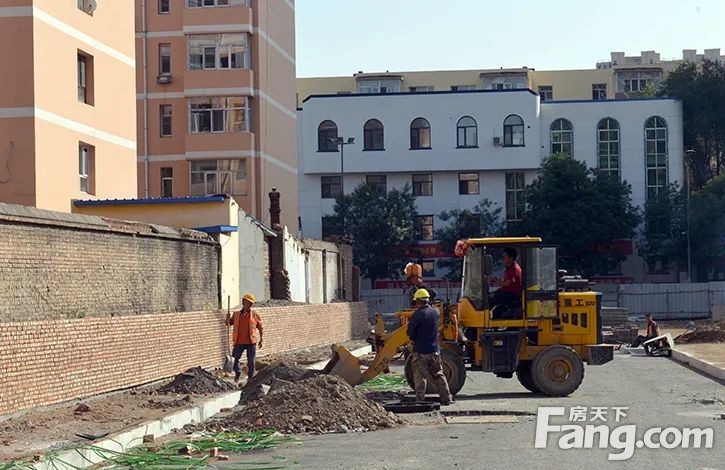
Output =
[{"x1": 383, "y1": 401, "x2": 440, "y2": 413}]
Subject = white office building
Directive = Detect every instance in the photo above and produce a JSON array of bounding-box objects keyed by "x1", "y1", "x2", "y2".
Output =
[{"x1": 297, "y1": 89, "x2": 683, "y2": 284}]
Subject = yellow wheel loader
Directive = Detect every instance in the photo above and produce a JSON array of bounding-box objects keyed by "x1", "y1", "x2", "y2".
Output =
[{"x1": 324, "y1": 237, "x2": 614, "y2": 397}]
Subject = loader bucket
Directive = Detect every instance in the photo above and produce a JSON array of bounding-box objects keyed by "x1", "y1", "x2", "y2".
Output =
[{"x1": 322, "y1": 344, "x2": 363, "y2": 386}]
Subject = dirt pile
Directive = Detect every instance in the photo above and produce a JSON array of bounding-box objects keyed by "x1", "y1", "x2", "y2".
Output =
[
  {"x1": 676, "y1": 321, "x2": 725, "y2": 344},
  {"x1": 216, "y1": 375, "x2": 401, "y2": 434},
  {"x1": 240, "y1": 362, "x2": 313, "y2": 404},
  {"x1": 159, "y1": 367, "x2": 237, "y2": 394}
]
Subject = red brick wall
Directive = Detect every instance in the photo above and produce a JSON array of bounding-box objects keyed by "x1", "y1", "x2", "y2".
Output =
[{"x1": 0, "y1": 302, "x2": 368, "y2": 415}]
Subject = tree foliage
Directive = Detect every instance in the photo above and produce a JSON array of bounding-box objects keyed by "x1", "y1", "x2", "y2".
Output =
[
  {"x1": 659, "y1": 59, "x2": 725, "y2": 187},
  {"x1": 636, "y1": 183, "x2": 688, "y2": 273},
  {"x1": 434, "y1": 199, "x2": 505, "y2": 280},
  {"x1": 333, "y1": 182, "x2": 418, "y2": 283},
  {"x1": 518, "y1": 154, "x2": 641, "y2": 276}
]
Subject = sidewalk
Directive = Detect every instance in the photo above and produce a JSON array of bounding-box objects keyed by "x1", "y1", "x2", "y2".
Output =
[{"x1": 671, "y1": 343, "x2": 725, "y2": 382}]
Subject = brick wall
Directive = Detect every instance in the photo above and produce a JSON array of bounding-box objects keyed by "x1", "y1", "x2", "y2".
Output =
[
  {"x1": 0, "y1": 204, "x2": 219, "y2": 321},
  {"x1": 0, "y1": 302, "x2": 368, "y2": 415}
]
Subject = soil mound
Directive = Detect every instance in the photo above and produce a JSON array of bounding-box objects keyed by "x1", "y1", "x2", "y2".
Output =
[
  {"x1": 218, "y1": 375, "x2": 401, "y2": 434},
  {"x1": 159, "y1": 367, "x2": 237, "y2": 394},
  {"x1": 676, "y1": 321, "x2": 725, "y2": 344},
  {"x1": 240, "y1": 362, "x2": 315, "y2": 404}
]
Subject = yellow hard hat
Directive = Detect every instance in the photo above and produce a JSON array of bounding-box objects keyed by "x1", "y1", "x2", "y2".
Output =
[
  {"x1": 242, "y1": 293, "x2": 256, "y2": 304},
  {"x1": 413, "y1": 288, "x2": 430, "y2": 301}
]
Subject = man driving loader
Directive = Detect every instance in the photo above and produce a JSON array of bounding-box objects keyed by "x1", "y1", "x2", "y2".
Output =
[
  {"x1": 489, "y1": 247, "x2": 523, "y2": 318},
  {"x1": 406, "y1": 288, "x2": 453, "y2": 405}
]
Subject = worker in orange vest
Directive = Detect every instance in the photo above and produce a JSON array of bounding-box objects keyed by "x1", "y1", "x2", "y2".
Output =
[{"x1": 226, "y1": 293, "x2": 264, "y2": 382}]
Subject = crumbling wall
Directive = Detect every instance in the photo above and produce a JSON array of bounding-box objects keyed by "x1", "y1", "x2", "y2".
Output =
[
  {"x1": 0, "y1": 302, "x2": 368, "y2": 415},
  {"x1": 238, "y1": 209, "x2": 270, "y2": 302},
  {"x1": 0, "y1": 203, "x2": 219, "y2": 322}
]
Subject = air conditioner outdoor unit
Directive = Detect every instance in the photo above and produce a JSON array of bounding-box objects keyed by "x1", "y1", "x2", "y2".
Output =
[
  {"x1": 84, "y1": 0, "x2": 98, "y2": 14},
  {"x1": 157, "y1": 74, "x2": 173, "y2": 84},
  {"x1": 493, "y1": 136, "x2": 503, "y2": 146}
]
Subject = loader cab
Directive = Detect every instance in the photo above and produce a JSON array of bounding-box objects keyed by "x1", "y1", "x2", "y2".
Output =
[{"x1": 459, "y1": 237, "x2": 559, "y2": 328}]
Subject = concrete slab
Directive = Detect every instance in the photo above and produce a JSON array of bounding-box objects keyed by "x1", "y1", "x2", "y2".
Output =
[
  {"x1": 671, "y1": 347, "x2": 725, "y2": 382},
  {"x1": 31, "y1": 391, "x2": 241, "y2": 470}
]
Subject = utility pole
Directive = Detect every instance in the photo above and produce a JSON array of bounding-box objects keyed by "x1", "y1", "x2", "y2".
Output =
[
  {"x1": 329, "y1": 136, "x2": 355, "y2": 195},
  {"x1": 685, "y1": 149, "x2": 696, "y2": 283}
]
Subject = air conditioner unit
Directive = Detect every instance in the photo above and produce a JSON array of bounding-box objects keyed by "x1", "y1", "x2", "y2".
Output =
[
  {"x1": 85, "y1": 0, "x2": 98, "y2": 14},
  {"x1": 493, "y1": 136, "x2": 503, "y2": 146},
  {"x1": 157, "y1": 74, "x2": 173, "y2": 84}
]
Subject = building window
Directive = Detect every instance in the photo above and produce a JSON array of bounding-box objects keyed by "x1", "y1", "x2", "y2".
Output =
[
  {"x1": 321, "y1": 216, "x2": 341, "y2": 239},
  {"x1": 538, "y1": 85, "x2": 553, "y2": 101},
  {"x1": 160, "y1": 104, "x2": 172, "y2": 137},
  {"x1": 190, "y1": 159, "x2": 247, "y2": 196},
  {"x1": 189, "y1": 97, "x2": 248, "y2": 133},
  {"x1": 159, "y1": 43, "x2": 171, "y2": 74},
  {"x1": 161, "y1": 167, "x2": 173, "y2": 197},
  {"x1": 321, "y1": 176, "x2": 342, "y2": 199},
  {"x1": 550, "y1": 118, "x2": 573, "y2": 155},
  {"x1": 409, "y1": 86, "x2": 433, "y2": 92},
  {"x1": 645, "y1": 116, "x2": 668, "y2": 201},
  {"x1": 159, "y1": 0, "x2": 170, "y2": 13},
  {"x1": 356, "y1": 79, "x2": 401, "y2": 94},
  {"x1": 412, "y1": 174, "x2": 433, "y2": 197},
  {"x1": 597, "y1": 118, "x2": 620, "y2": 179},
  {"x1": 421, "y1": 260, "x2": 436, "y2": 278},
  {"x1": 505, "y1": 172, "x2": 525, "y2": 222},
  {"x1": 78, "y1": 143, "x2": 94, "y2": 194},
  {"x1": 410, "y1": 117, "x2": 431, "y2": 150},
  {"x1": 456, "y1": 116, "x2": 477, "y2": 148},
  {"x1": 451, "y1": 85, "x2": 475, "y2": 91},
  {"x1": 592, "y1": 83, "x2": 607, "y2": 100},
  {"x1": 188, "y1": 34, "x2": 248, "y2": 70},
  {"x1": 318, "y1": 120, "x2": 338, "y2": 152},
  {"x1": 415, "y1": 216, "x2": 434, "y2": 241},
  {"x1": 366, "y1": 175, "x2": 386, "y2": 192},
  {"x1": 77, "y1": 52, "x2": 93, "y2": 105},
  {"x1": 363, "y1": 119, "x2": 384, "y2": 151},
  {"x1": 187, "y1": 0, "x2": 246, "y2": 7},
  {"x1": 459, "y1": 172, "x2": 479, "y2": 195},
  {"x1": 503, "y1": 114, "x2": 525, "y2": 147}
]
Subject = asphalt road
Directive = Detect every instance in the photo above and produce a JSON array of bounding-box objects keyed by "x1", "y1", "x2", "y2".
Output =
[{"x1": 241, "y1": 351, "x2": 724, "y2": 470}]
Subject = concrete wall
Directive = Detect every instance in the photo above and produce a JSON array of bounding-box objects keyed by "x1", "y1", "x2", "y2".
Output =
[
  {"x1": 0, "y1": 302, "x2": 369, "y2": 416},
  {"x1": 283, "y1": 227, "x2": 307, "y2": 302},
  {"x1": 0, "y1": 203, "x2": 219, "y2": 322},
  {"x1": 238, "y1": 209, "x2": 270, "y2": 303}
]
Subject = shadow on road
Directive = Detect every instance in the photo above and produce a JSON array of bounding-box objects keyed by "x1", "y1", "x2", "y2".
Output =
[{"x1": 455, "y1": 391, "x2": 556, "y2": 401}]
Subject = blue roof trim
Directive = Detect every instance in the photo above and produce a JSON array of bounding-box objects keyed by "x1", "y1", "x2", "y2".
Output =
[
  {"x1": 543, "y1": 97, "x2": 679, "y2": 105},
  {"x1": 194, "y1": 225, "x2": 238, "y2": 234},
  {"x1": 302, "y1": 88, "x2": 538, "y2": 103},
  {"x1": 74, "y1": 195, "x2": 228, "y2": 206}
]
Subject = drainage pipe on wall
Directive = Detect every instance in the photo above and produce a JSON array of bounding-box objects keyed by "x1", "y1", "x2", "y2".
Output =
[{"x1": 141, "y1": 0, "x2": 150, "y2": 197}]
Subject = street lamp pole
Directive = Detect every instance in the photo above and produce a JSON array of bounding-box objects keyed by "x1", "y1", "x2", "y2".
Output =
[
  {"x1": 685, "y1": 149, "x2": 695, "y2": 283},
  {"x1": 330, "y1": 136, "x2": 355, "y2": 195}
]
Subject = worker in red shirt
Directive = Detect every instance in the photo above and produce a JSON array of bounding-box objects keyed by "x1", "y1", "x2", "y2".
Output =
[
  {"x1": 489, "y1": 247, "x2": 523, "y2": 314},
  {"x1": 226, "y1": 293, "x2": 264, "y2": 382}
]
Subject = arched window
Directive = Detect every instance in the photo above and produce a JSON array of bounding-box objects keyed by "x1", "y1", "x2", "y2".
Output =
[
  {"x1": 456, "y1": 116, "x2": 477, "y2": 148},
  {"x1": 597, "y1": 118, "x2": 620, "y2": 179},
  {"x1": 317, "y1": 120, "x2": 338, "y2": 152},
  {"x1": 410, "y1": 117, "x2": 431, "y2": 150},
  {"x1": 363, "y1": 119, "x2": 384, "y2": 150},
  {"x1": 503, "y1": 114, "x2": 524, "y2": 147},
  {"x1": 550, "y1": 118, "x2": 573, "y2": 155},
  {"x1": 644, "y1": 116, "x2": 668, "y2": 201}
]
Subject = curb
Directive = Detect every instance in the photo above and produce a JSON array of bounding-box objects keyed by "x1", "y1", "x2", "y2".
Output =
[
  {"x1": 670, "y1": 349, "x2": 725, "y2": 382},
  {"x1": 31, "y1": 390, "x2": 241, "y2": 470},
  {"x1": 307, "y1": 345, "x2": 373, "y2": 370}
]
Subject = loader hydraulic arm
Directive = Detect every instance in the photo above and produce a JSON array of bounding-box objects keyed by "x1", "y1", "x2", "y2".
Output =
[{"x1": 360, "y1": 322, "x2": 412, "y2": 382}]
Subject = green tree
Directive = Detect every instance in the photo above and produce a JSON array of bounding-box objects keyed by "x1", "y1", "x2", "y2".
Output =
[
  {"x1": 434, "y1": 199, "x2": 505, "y2": 281},
  {"x1": 520, "y1": 154, "x2": 641, "y2": 276},
  {"x1": 691, "y1": 174, "x2": 725, "y2": 280},
  {"x1": 333, "y1": 182, "x2": 418, "y2": 284},
  {"x1": 636, "y1": 183, "x2": 688, "y2": 274},
  {"x1": 659, "y1": 59, "x2": 725, "y2": 187}
]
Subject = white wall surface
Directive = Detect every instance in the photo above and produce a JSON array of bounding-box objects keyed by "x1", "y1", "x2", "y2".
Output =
[{"x1": 238, "y1": 209, "x2": 267, "y2": 303}]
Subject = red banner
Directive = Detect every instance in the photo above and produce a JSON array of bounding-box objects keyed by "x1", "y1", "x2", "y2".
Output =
[
  {"x1": 398, "y1": 243, "x2": 450, "y2": 259},
  {"x1": 590, "y1": 275, "x2": 634, "y2": 284},
  {"x1": 374, "y1": 279, "x2": 456, "y2": 289}
]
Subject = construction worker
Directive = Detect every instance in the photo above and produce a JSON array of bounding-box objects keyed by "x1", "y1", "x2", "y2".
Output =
[
  {"x1": 630, "y1": 313, "x2": 660, "y2": 352},
  {"x1": 226, "y1": 293, "x2": 264, "y2": 382},
  {"x1": 407, "y1": 274, "x2": 438, "y2": 306},
  {"x1": 406, "y1": 288, "x2": 453, "y2": 405}
]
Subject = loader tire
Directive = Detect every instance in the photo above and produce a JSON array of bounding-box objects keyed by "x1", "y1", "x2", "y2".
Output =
[
  {"x1": 515, "y1": 361, "x2": 540, "y2": 393},
  {"x1": 531, "y1": 345, "x2": 584, "y2": 397},
  {"x1": 405, "y1": 349, "x2": 467, "y2": 397}
]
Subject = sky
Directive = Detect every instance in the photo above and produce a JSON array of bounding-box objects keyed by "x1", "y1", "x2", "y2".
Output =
[{"x1": 295, "y1": 0, "x2": 725, "y2": 77}]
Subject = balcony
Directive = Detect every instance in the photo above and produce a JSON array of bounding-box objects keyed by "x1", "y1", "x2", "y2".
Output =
[
  {"x1": 184, "y1": 68, "x2": 253, "y2": 92},
  {"x1": 183, "y1": 2, "x2": 253, "y2": 30}
]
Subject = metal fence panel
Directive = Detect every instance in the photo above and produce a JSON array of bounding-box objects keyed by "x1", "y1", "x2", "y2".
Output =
[{"x1": 617, "y1": 282, "x2": 723, "y2": 319}]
